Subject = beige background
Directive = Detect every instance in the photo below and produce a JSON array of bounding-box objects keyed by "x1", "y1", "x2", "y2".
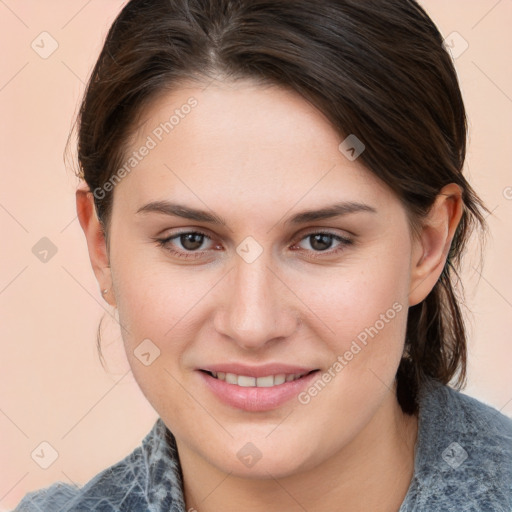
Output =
[{"x1": 1, "y1": 1, "x2": 511, "y2": 509}]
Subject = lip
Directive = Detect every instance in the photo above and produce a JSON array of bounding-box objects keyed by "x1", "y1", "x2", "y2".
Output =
[{"x1": 197, "y1": 364, "x2": 320, "y2": 412}]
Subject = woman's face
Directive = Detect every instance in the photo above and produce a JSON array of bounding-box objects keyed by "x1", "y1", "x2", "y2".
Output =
[{"x1": 107, "y1": 80, "x2": 419, "y2": 478}]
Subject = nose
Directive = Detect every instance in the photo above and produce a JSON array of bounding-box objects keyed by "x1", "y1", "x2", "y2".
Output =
[{"x1": 213, "y1": 252, "x2": 300, "y2": 351}]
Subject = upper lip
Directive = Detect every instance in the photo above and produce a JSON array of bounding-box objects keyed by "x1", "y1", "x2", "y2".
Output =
[{"x1": 198, "y1": 363, "x2": 319, "y2": 378}]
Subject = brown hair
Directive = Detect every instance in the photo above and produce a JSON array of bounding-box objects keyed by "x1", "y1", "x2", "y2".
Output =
[{"x1": 71, "y1": 0, "x2": 489, "y2": 414}]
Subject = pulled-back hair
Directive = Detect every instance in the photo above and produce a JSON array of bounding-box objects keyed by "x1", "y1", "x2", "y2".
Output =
[{"x1": 71, "y1": 0, "x2": 488, "y2": 414}]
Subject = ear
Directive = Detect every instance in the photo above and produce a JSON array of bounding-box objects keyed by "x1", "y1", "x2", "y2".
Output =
[
  {"x1": 76, "y1": 185, "x2": 116, "y2": 307},
  {"x1": 408, "y1": 183, "x2": 464, "y2": 307}
]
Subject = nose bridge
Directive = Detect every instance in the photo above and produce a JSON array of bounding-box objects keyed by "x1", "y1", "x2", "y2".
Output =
[{"x1": 215, "y1": 247, "x2": 297, "y2": 349}]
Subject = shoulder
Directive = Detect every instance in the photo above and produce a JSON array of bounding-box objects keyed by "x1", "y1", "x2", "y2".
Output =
[
  {"x1": 401, "y1": 378, "x2": 512, "y2": 511},
  {"x1": 12, "y1": 482, "x2": 80, "y2": 511},
  {"x1": 13, "y1": 448, "x2": 148, "y2": 512},
  {"x1": 12, "y1": 418, "x2": 184, "y2": 512}
]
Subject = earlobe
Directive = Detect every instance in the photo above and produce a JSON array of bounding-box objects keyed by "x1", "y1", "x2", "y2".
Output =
[
  {"x1": 76, "y1": 186, "x2": 115, "y2": 306},
  {"x1": 408, "y1": 184, "x2": 463, "y2": 307}
]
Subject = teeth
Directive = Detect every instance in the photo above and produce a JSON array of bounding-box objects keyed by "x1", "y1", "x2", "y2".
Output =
[
  {"x1": 256, "y1": 375, "x2": 274, "y2": 387},
  {"x1": 238, "y1": 375, "x2": 256, "y2": 387},
  {"x1": 274, "y1": 374, "x2": 286, "y2": 385},
  {"x1": 212, "y1": 372, "x2": 306, "y2": 387},
  {"x1": 225, "y1": 373, "x2": 238, "y2": 384}
]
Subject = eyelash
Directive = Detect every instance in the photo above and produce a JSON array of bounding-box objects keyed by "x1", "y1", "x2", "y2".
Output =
[{"x1": 153, "y1": 229, "x2": 354, "y2": 261}]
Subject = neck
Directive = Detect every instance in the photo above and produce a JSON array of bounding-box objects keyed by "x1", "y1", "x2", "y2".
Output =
[{"x1": 179, "y1": 390, "x2": 418, "y2": 512}]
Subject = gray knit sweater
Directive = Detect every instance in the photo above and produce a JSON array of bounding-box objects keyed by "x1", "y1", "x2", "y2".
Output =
[{"x1": 13, "y1": 378, "x2": 512, "y2": 511}]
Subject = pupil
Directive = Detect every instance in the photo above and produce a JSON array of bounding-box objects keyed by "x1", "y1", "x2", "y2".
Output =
[
  {"x1": 181, "y1": 233, "x2": 203, "y2": 250},
  {"x1": 311, "y1": 234, "x2": 332, "y2": 251}
]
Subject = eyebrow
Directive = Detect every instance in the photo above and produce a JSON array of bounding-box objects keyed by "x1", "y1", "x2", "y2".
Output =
[{"x1": 135, "y1": 200, "x2": 377, "y2": 225}]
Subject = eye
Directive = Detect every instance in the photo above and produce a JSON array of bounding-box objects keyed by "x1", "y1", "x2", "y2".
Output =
[
  {"x1": 292, "y1": 231, "x2": 354, "y2": 257},
  {"x1": 153, "y1": 229, "x2": 353, "y2": 260},
  {"x1": 154, "y1": 230, "x2": 217, "y2": 259}
]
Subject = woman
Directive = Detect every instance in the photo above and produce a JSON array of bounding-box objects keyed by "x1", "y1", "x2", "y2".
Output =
[{"x1": 14, "y1": 0, "x2": 512, "y2": 510}]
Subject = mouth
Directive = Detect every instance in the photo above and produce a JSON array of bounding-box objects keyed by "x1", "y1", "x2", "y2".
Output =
[
  {"x1": 197, "y1": 367, "x2": 321, "y2": 411},
  {"x1": 199, "y1": 369, "x2": 318, "y2": 387}
]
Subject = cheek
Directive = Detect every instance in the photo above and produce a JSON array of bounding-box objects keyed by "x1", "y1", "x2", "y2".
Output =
[
  {"x1": 288, "y1": 241, "x2": 411, "y2": 462},
  {"x1": 295, "y1": 230, "x2": 412, "y2": 427},
  {"x1": 111, "y1": 262, "x2": 207, "y2": 422},
  {"x1": 308, "y1": 236, "x2": 411, "y2": 352},
  {"x1": 109, "y1": 223, "x2": 203, "y2": 338},
  {"x1": 110, "y1": 250, "x2": 228, "y2": 407},
  {"x1": 113, "y1": 265, "x2": 197, "y2": 353}
]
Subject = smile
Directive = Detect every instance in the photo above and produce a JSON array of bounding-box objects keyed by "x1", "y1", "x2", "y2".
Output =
[
  {"x1": 204, "y1": 370, "x2": 312, "y2": 387},
  {"x1": 198, "y1": 368, "x2": 320, "y2": 411}
]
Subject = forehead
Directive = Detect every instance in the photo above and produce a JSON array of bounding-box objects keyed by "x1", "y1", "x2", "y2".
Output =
[{"x1": 112, "y1": 80, "x2": 396, "y2": 217}]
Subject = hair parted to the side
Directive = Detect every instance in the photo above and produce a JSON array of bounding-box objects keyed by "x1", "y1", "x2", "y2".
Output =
[{"x1": 69, "y1": 0, "x2": 489, "y2": 415}]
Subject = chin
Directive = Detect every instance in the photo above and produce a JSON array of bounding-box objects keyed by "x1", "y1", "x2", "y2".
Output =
[{"x1": 206, "y1": 437, "x2": 320, "y2": 480}]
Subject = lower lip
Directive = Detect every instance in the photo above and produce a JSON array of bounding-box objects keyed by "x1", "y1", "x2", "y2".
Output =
[{"x1": 198, "y1": 370, "x2": 319, "y2": 412}]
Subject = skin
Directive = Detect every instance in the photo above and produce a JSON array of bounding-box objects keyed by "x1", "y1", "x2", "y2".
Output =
[{"x1": 77, "y1": 79, "x2": 463, "y2": 511}]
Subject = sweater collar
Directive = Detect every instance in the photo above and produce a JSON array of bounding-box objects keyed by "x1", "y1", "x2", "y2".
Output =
[{"x1": 142, "y1": 417, "x2": 187, "y2": 511}]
